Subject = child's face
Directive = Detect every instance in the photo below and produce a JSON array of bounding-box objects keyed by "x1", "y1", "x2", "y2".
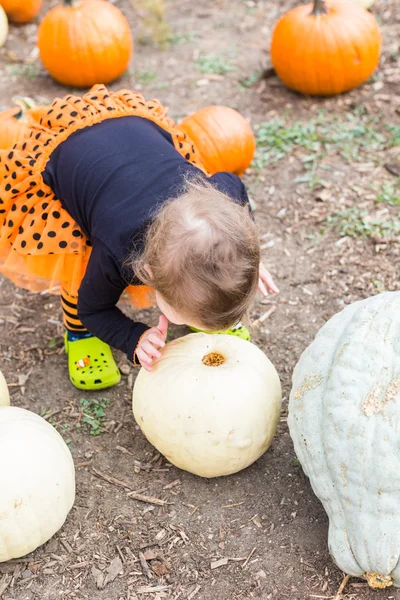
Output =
[{"x1": 155, "y1": 292, "x2": 205, "y2": 330}]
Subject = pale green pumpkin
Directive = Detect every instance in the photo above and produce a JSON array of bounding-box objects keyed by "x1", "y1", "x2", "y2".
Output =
[{"x1": 289, "y1": 292, "x2": 400, "y2": 589}]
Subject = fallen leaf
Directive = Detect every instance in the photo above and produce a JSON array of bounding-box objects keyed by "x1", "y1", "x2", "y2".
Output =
[
  {"x1": 92, "y1": 566, "x2": 105, "y2": 590},
  {"x1": 151, "y1": 560, "x2": 168, "y2": 576},
  {"x1": 104, "y1": 556, "x2": 123, "y2": 586}
]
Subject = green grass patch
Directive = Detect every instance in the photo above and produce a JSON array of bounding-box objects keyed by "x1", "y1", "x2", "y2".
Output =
[
  {"x1": 326, "y1": 207, "x2": 400, "y2": 239},
  {"x1": 196, "y1": 53, "x2": 235, "y2": 75},
  {"x1": 5, "y1": 63, "x2": 43, "y2": 80},
  {"x1": 134, "y1": 70, "x2": 158, "y2": 85},
  {"x1": 77, "y1": 397, "x2": 112, "y2": 436},
  {"x1": 167, "y1": 31, "x2": 197, "y2": 45},
  {"x1": 254, "y1": 111, "x2": 392, "y2": 170},
  {"x1": 375, "y1": 180, "x2": 400, "y2": 206}
]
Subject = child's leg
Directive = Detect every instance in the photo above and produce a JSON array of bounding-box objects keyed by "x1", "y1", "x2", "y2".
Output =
[
  {"x1": 61, "y1": 290, "x2": 91, "y2": 338},
  {"x1": 61, "y1": 290, "x2": 121, "y2": 390}
]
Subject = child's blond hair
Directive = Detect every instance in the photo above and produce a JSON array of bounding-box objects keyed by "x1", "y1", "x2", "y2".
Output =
[{"x1": 132, "y1": 176, "x2": 260, "y2": 331}]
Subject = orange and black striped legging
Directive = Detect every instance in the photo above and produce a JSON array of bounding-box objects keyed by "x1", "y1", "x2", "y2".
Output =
[{"x1": 61, "y1": 289, "x2": 88, "y2": 334}]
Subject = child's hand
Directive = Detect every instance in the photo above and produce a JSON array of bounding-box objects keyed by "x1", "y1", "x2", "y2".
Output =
[
  {"x1": 136, "y1": 315, "x2": 168, "y2": 371},
  {"x1": 258, "y1": 261, "x2": 279, "y2": 297}
]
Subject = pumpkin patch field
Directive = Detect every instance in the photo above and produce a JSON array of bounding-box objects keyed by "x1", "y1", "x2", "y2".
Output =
[{"x1": 0, "y1": 0, "x2": 399, "y2": 598}]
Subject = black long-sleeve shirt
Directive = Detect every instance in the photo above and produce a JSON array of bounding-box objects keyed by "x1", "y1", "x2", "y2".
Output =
[{"x1": 43, "y1": 116, "x2": 250, "y2": 361}]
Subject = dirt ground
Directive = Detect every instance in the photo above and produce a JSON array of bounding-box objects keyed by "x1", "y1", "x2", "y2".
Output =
[{"x1": 0, "y1": 0, "x2": 399, "y2": 598}]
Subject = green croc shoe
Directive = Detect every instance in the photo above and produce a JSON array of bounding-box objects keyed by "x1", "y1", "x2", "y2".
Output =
[
  {"x1": 64, "y1": 333, "x2": 121, "y2": 390},
  {"x1": 189, "y1": 322, "x2": 251, "y2": 341}
]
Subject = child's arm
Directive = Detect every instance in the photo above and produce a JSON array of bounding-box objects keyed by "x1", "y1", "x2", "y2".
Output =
[
  {"x1": 258, "y1": 262, "x2": 279, "y2": 296},
  {"x1": 77, "y1": 241, "x2": 150, "y2": 363}
]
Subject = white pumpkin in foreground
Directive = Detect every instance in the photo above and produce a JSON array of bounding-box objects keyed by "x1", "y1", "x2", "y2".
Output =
[
  {"x1": 0, "y1": 407, "x2": 75, "y2": 562},
  {"x1": 0, "y1": 6, "x2": 7, "y2": 48},
  {"x1": 133, "y1": 333, "x2": 282, "y2": 478},
  {"x1": 289, "y1": 292, "x2": 400, "y2": 589},
  {"x1": 0, "y1": 370, "x2": 10, "y2": 406},
  {"x1": 349, "y1": 0, "x2": 375, "y2": 9}
]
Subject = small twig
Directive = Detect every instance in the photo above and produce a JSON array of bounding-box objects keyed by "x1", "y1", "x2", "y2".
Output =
[
  {"x1": 241, "y1": 547, "x2": 256, "y2": 569},
  {"x1": 68, "y1": 560, "x2": 92, "y2": 570},
  {"x1": 221, "y1": 501, "x2": 245, "y2": 508},
  {"x1": 333, "y1": 575, "x2": 350, "y2": 600},
  {"x1": 127, "y1": 491, "x2": 171, "y2": 506},
  {"x1": 92, "y1": 468, "x2": 135, "y2": 491},
  {"x1": 92, "y1": 468, "x2": 171, "y2": 506},
  {"x1": 253, "y1": 305, "x2": 277, "y2": 327}
]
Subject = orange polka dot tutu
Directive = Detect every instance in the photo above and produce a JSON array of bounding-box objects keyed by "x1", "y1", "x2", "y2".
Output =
[{"x1": 0, "y1": 84, "x2": 207, "y2": 309}]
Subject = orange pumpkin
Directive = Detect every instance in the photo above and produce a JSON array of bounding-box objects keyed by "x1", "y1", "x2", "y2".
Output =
[
  {"x1": 270, "y1": 0, "x2": 381, "y2": 96},
  {"x1": 0, "y1": 97, "x2": 35, "y2": 150},
  {"x1": 180, "y1": 106, "x2": 256, "y2": 176},
  {"x1": 37, "y1": 0, "x2": 133, "y2": 88},
  {"x1": 0, "y1": 0, "x2": 42, "y2": 23}
]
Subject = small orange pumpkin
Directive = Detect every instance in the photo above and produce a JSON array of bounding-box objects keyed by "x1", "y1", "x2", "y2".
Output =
[
  {"x1": 0, "y1": 97, "x2": 35, "y2": 150},
  {"x1": 270, "y1": 0, "x2": 381, "y2": 96},
  {"x1": 37, "y1": 0, "x2": 133, "y2": 88},
  {"x1": 0, "y1": 0, "x2": 42, "y2": 23},
  {"x1": 180, "y1": 106, "x2": 256, "y2": 176}
]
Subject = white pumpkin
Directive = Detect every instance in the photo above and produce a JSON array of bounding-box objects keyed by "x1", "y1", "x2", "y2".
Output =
[
  {"x1": 133, "y1": 333, "x2": 282, "y2": 478},
  {"x1": 349, "y1": 0, "x2": 375, "y2": 9},
  {"x1": 0, "y1": 406, "x2": 75, "y2": 562},
  {"x1": 289, "y1": 292, "x2": 400, "y2": 589},
  {"x1": 0, "y1": 370, "x2": 10, "y2": 407},
  {"x1": 0, "y1": 6, "x2": 7, "y2": 48}
]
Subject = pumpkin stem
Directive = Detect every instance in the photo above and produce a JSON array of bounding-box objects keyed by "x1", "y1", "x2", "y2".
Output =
[
  {"x1": 64, "y1": 0, "x2": 81, "y2": 6},
  {"x1": 310, "y1": 0, "x2": 328, "y2": 16},
  {"x1": 11, "y1": 96, "x2": 36, "y2": 122},
  {"x1": 364, "y1": 573, "x2": 393, "y2": 589},
  {"x1": 202, "y1": 352, "x2": 226, "y2": 367}
]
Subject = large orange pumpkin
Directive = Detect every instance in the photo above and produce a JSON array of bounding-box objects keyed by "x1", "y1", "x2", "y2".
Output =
[
  {"x1": 0, "y1": 97, "x2": 35, "y2": 150},
  {"x1": 180, "y1": 106, "x2": 256, "y2": 176},
  {"x1": 37, "y1": 0, "x2": 133, "y2": 88},
  {"x1": 270, "y1": 0, "x2": 381, "y2": 96},
  {"x1": 0, "y1": 0, "x2": 42, "y2": 23}
]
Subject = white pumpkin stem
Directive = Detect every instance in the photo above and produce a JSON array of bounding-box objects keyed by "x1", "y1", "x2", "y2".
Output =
[
  {"x1": 11, "y1": 96, "x2": 36, "y2": 122},
  {"x1": 364, "y1": 573, "x2": 393, "y2": 589},
  {"x1": 202, "y1": 352, "x2": 226, "y2": 367},
  {"x1": 310, "y1": 0, "x2": 328, "y2": 16}
]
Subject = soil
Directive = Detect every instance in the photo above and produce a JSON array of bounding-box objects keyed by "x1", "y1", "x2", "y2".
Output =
[{"x1": 0, "y1": 0, "x2": 399, "y2": 599}]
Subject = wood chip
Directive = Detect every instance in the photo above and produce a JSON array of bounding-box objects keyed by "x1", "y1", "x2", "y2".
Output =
[
  {"x1": 187, "y1": 585, "x2": 201, "y2": 599},
  {"x1": 211, "y1": 558, "x2": 228, "y2": 570},
  {"x1": 139, "y1": 552, "x2": 153, "y2": 580},
  {"x1": 69, "y1": 560, "x2": 91, "y2": 570},
  {"x1": 0, "y1": 574, "x2": 11, "y2": 596},
  {"x1": 143, "y1": 550, "x2": 158, "y2": 561},
  {"x1": 135, "y1": 585, "x2": 169, "y2": 594}
]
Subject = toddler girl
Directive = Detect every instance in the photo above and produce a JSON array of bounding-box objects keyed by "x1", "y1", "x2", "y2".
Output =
[{"x1": 0, "y1": 85, "x2": 278, "y2": 390}]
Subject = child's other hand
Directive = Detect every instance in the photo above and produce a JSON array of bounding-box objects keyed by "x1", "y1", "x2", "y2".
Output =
[
  {"x1": 258, "y1": 261, "x2": 279, "y2": 297},
  {"x1": 136, "y1": 315, "x2": 168, "y2": 371}
]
